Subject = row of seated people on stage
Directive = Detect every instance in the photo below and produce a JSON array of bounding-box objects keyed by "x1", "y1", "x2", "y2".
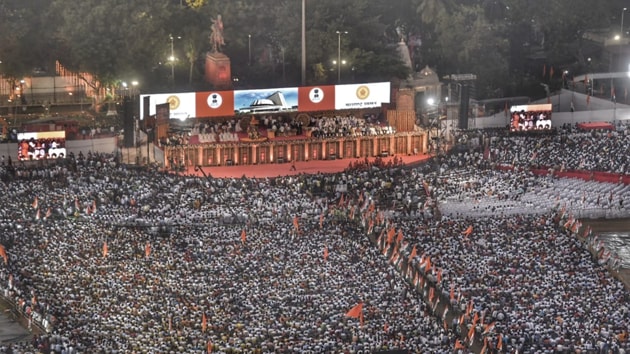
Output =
[{"x1": 187, "y1": 112, "x2": 395, "y2": 144}]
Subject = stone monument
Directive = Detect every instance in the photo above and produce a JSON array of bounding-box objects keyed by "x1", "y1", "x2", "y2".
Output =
[{"x1": 205, "y1": 14, "x2": 232, "y2": 89}]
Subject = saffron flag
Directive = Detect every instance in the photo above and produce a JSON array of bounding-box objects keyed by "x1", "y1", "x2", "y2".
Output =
[
  {"x1": 345, "y1": 302, "x2": 364, "y2": 327},
  {"x1": 45, "y1": 207, "x2": 52, "y2": 218},
  {"x1": 0, "y1": 244, "x2": 7, "y2": 265},
  {"x1": 202, "y1": 312, "x2": 207, "y2": 332},
  {"x1": 483, "y1": 321, "x2": 496, "y2": 334},
  {"x1": 462, "y1": 225, "x2": 473, "y2": 236},
  {"x1": 32, "y1": 196, "x2": 38, "y2": 209},
  {"x1": 497, "y1": 333, "x2": 503, "y2": 350},
  {"x1": 323, "y1": 245, "x2": 329, "y2": 261},
  {"x1": 35, "y1": 208, "x2": 40, "y2": 220},
  {"x1": 92, "y1": 200, "x2": 97, "y2": 213},
  {"x1": 207, "y1": 340, "x2": 213, "y2": 353},
  {"x1": 387, "y1": 227, "x2": 396, "y2": 244},
  {"x1": 145, "y1": 242, "x2": 151, "y2": 258},
  {"x1": 103, "y1": 241, "x2": 108, "y2": 258},
  {"x1": 241, "y1": 229, "x2": 247, "y2": 244},
  {"x1": 467, "y1": 323, "x2": 476, "y2": 342},
  {"x1": 319, "y1": 213, "x2": 324, "y2": 229},
  {"x1": 396, "y1": 229, "x2": 403, "y2": 245},
  {"x1": 345, "y1": 302, "x2": 363, "y2": 318},
  {"x1": 408, "y1": 245, "x2": 417, "y2": 262},
  {"x1": 293, "y1": 216, "x2": 299, "y2": 231}
]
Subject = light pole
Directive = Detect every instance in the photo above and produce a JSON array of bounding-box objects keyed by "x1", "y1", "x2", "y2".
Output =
[
  {"x1": 622, "y1": 8, "x2": 628, "y2": 38},
  {"x1": 301, "y1": 0, "x2": 306, "y2": 86},
  {"x1": 168, "y1": 34, "x2": 181, "y2": 88},
  {"x1": 169, "y1": 34, "x2": 175, "y2": 87},
  {"x1": 336, "y1": 30, "x2": 348, "y2": 83},
  {"x1": 248, "y1": 34, "x2": 252, "y2": 66}
]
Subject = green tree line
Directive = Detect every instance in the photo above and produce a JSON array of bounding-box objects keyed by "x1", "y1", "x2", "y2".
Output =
[{"x1": 0, "y1": 0, "x2": 625, "y2": 99}]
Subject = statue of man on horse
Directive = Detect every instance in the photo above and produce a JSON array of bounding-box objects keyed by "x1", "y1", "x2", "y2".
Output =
[{"x1": 210, "y1": 14, "x2": 225, "y2": 53}]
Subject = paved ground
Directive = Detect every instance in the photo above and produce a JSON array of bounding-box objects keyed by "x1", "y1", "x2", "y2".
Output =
[
  {"x1": 584, "y1": 218, "x2": 630, "y2": 289},
  {"x1": 0, "y1": 300, "x2": 34, "y2": 345}
]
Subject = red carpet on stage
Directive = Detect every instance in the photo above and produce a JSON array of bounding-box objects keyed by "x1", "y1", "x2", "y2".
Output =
[{"x1": 177, "y1": 155, "x2": 431, "y2": 179}]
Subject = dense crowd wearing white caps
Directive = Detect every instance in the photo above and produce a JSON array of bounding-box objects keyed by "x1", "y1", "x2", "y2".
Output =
[
  {"x1": 0, "y1": 154, "x2": 460, "y2": 353},
  {"x1": 0, "y1": 128, "x2": 628, "y2": 354},
  {"x1": 384, "y1": 208, "x2": 630, "y2": 354},
  {"x1": 485, "y1": 124, "x2": 630, "y2": 174}
]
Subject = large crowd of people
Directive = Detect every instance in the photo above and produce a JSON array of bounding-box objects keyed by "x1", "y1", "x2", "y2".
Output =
[{"x1": 0, "y1": 124, "x2": 628, "y2": 353}]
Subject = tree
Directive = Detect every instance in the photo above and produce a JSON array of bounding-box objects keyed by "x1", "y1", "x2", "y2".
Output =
[
  {"x1": 0, "y1": 0, "x2": 58, "y2": 79},
  {"x1": 51, "y1": 0, "x2": 174, "y2": 104}
]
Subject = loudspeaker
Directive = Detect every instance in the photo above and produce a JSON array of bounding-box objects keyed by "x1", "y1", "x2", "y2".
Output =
[
  {"x1": 459, "y1": 85, "x2": 469, "y2": 130},
  {"x1": 123, "y1": 97, "x2": 135, "y2": 148}
]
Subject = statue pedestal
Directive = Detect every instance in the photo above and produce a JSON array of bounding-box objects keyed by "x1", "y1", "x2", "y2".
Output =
[{"x1": 205, "y1": 52, "x2": 232, "y2": 89}]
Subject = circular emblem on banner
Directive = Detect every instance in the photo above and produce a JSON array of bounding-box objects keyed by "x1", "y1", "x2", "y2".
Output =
[
  {"x1": 166, "y1": 95, "x2": 180, "y2": 110},
  {"x1": 308, "y1": 87, "x2": 324, "y2": 103},
  {"x1": 356, "y1": 85, "x2": 370, "y2": 100},
  {"x1": 207, "y1": 93, "x2": 223, "y2": 109}
]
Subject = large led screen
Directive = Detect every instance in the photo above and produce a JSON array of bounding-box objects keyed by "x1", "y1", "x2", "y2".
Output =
[
  {"x1": 334, "y1": 82, "x2": 390, "y2": 110},
  {"x1": 509, "y1": 103, "x2": 553, "y2": 132},
  {"x1": 234, "y1": 87, "x2": 298, "y2": 115},
  {"x1": 17, "y1": 131, "x2": 66, "y2": 161},
  {"x1": 140, "y1": 81, "x2": 391, "y2": 119},
  {"x1": 139, "y1": 92, "x2": 196, "y2": 120}
]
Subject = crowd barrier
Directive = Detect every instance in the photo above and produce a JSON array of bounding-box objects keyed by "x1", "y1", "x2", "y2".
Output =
[{"x1": 0, "y1": 285, "x2": 50, "y2": 334}]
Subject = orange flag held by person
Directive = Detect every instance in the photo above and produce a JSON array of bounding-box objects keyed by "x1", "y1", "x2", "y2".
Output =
[
  {"x1": 32, "y1": 196, "x2": 38, "y2": 209},
  {"x1": 408, "y1": 245, "x2": 417, "y2": 262},
  {"x1": 202, "y1": 312, "x2": 207, "y2": 332},
  {"x1": 497, "y1": 333, "x2": 503, "y2": 351},
  {"x1": 319, "y1": 213, "x2": 324, "y2": 229},
  {"x1": 293, "y1": 216, "x2": 299, "y2": 231},
  {"x1": 387, "y1": 227, "x2": 396, "y2": 244},
  {"x1": 424, "y1": 256, "x2": 432, "y2": 273},
  {"x1": 345, "y1": 302, "x2": 364, "y2": 327},
  {"x1": 241, "y1": 229, "x2": 247, "y2": 244},
  {"x1": 0, "y1": 244, "x2": 8, "y2": 265},
  {"x1": 207, "y1": 340, "x2": 213, "y2": 353},
  {"x1": 145, "y1": 242, "x2": 151, "y2": 258},
  {"x1": 45, "y1": 207, "x2": 52, "y2": 219},
  {"x1": 323, "y1": 245, "x2": 329, "y2": 261},
  {"x1": 102, "y1": 241, "x2": 108, "y2": 258},
  {"x1": 462, "y1": 225, "x2": 473, "y2": 237}
]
